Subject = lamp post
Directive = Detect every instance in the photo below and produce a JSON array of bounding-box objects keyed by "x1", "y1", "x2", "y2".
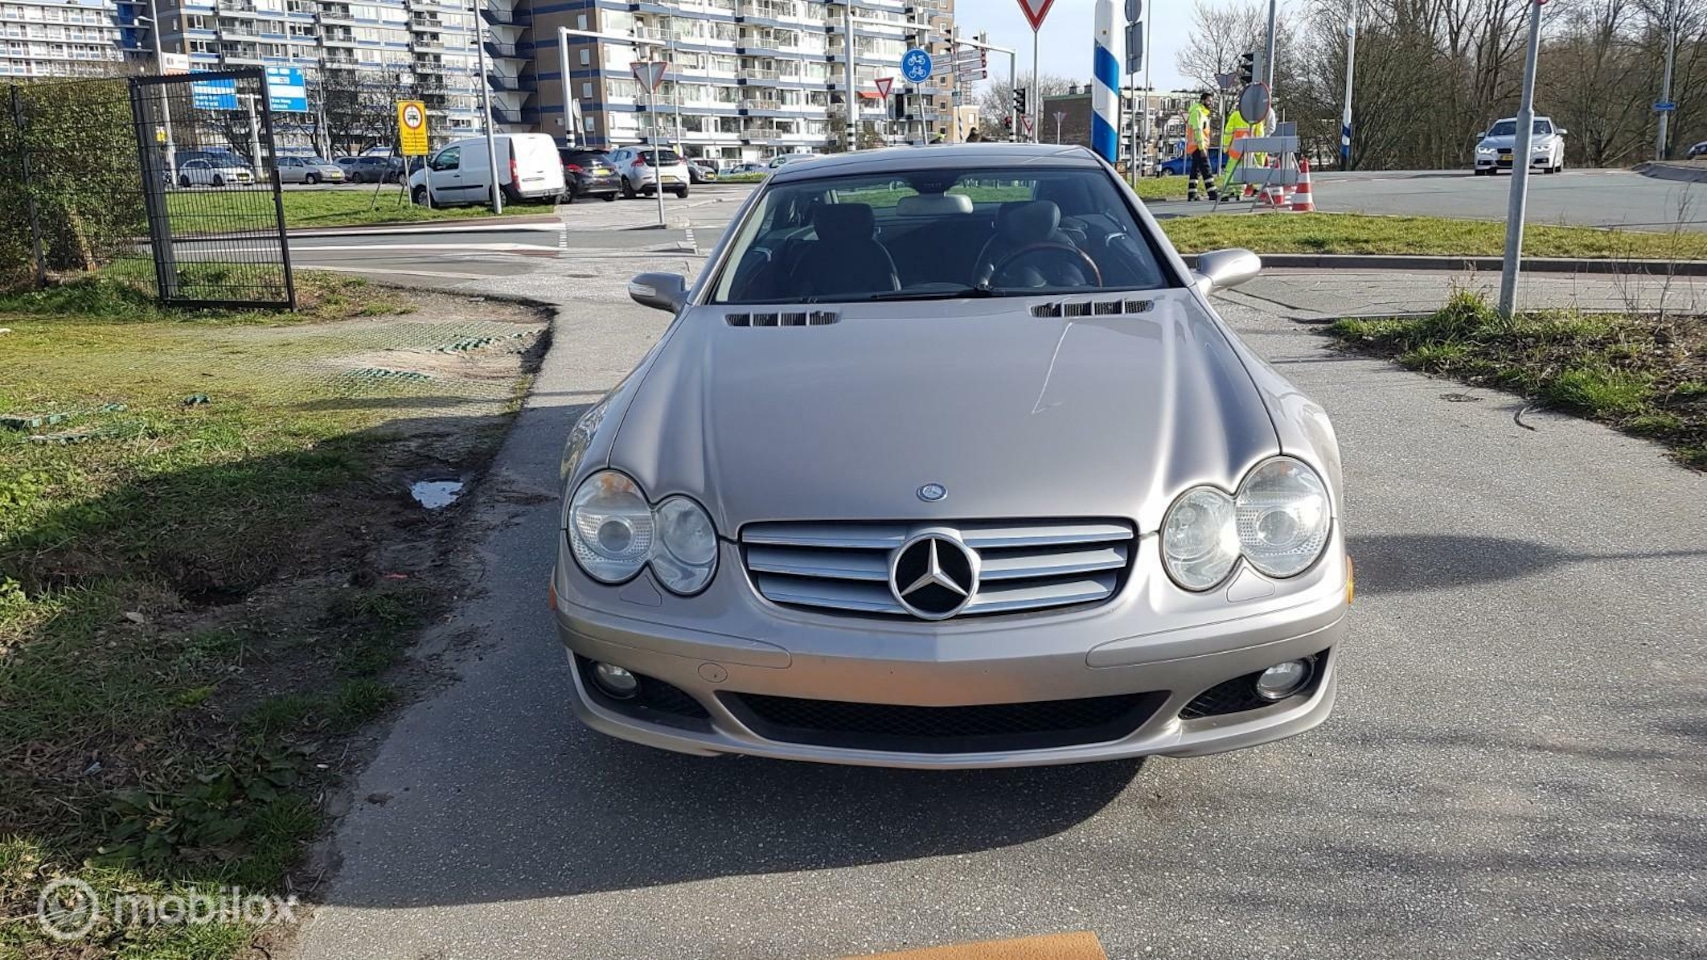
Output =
[
  {"x1": 475, "y1": 2, "x2": 500, "y2": 213},
  {"x1": 139, "y1": 4, "x2": 176, "y2": 174},
  {"x1": 1341, "y1": 1, "x2": 1357, "y2": 169}
]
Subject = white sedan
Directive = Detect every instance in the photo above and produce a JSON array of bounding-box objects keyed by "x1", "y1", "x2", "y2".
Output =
[
  {"x1": 176, "y1": 158, "x2": 255, "y2": 188},
  {"x1": 1473, "y1": 116, "x2": 1567, "y2": 175}
]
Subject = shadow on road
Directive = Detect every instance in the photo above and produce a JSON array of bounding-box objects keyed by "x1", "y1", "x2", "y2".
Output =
[{"x1": 1348, "y1": 532, "x2": 1707, "y2": 596}]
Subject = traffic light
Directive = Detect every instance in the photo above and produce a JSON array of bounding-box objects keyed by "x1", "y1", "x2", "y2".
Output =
[
  {"x1": 1238, "y1": 51, "x2": 1256, "y2": 86},
  {"x1": 892, "y1": 92, "x2": 907, "y2": 121},
  {"x1": 1013, "y1": 88, "x2": 1027, "y2": 115}
]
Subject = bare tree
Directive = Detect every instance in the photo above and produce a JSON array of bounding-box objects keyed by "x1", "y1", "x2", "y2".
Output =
[{"x1": 976, "y1": 73, "x2": 1076, "y2": 135}]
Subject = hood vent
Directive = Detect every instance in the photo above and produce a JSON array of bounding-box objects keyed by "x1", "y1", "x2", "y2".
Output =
[
  {"x1": 1031, "y1": 298, "x2": 1154, "y2": 319},
  {"x1": 725, "y1": 310, "x2": 840, "y2": 328}
]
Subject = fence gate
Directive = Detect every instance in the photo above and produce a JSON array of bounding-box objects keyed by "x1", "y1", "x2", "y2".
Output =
[{"x1": 130, "y1": 69, "x2": 295, "y2": 309}]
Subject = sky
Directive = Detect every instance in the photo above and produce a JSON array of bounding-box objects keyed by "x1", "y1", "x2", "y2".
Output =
[{"x1": 954, "y1": 0, "x2": 1199, "y2": 93}]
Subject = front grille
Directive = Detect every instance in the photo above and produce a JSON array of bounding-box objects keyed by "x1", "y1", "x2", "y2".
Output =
[
  {"x1": 722, "y1": 691, "x2": 1165, "y2": 754},
  {"x1": 741, "y1": 519, "x2": 1135, "y2": 619}
]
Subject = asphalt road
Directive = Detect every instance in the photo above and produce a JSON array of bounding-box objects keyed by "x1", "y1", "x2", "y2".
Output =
[
  {"x1": 290, "y1": 250, "x2": 1707, "y2": 958},
  {"x1": 1152, "y1": 169, "x2": 1707, "y2": 232}
]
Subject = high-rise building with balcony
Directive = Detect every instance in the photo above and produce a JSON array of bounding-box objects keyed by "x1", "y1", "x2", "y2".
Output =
[
  {"x1": 536, "y1": 0, "x2": 961, "y2": 163},
  {"x1": 6, "y1": 0, "x2": 963, "y2": 162}
]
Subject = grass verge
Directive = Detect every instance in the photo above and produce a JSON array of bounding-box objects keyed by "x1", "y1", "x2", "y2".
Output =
[
  {"x1": 0, "y1": 268, "x2": 545, "y2": 956},
  {"x1": 1161, "y1": 212, "x2": 1707, "y2": 259},
  {"x1": 168, "y1": 188, "x2": 558, "y2": 230},
  {"x1": 1330, "y1": 289, "x2": 1707, "y2": 468}
]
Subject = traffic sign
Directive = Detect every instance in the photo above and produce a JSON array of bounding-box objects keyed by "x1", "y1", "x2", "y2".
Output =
[
  {"x1": 1655, "y1": 101, "x2": 1677, "y2": 112},
  {"x1": 1020, "y1": 114, "x2": 1035, "y2": 136},
  {"x1": 875, "y1": 77, "x2": 893, "y2": 99},
  {"x1": 901, "y1": 48, "x2": 933, "y2": 84},
  {"x1": 191, "y1": 77, "x2": 237, "y2": 111},
  {"x1": 265, "y1": 66, "x2": 307, "y2": 113},
  {"x1": 632, "y1": 61, "x2": 669, "y2": 92},
  {"x1": 1238, "y1": 82, "x2": 1271, "y2": 126},
  {"x1": 397, "y1": 100, "x2": 428, "y2": 156},
  {"x1": 1016, "y1": 0, "x2": 1057, "y2": 31},
  {"x1": 1126, "y1": 0, "x2": 1141, "y2": 20}
]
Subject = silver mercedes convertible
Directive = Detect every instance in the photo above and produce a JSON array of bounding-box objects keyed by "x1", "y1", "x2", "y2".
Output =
[{"x1": 551, "y1": 144, "x2": 1350, "y2": 769}]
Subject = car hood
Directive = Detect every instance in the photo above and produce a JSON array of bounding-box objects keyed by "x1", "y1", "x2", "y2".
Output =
[{"x1": 608, "y1": 293, "x2": 1279, "y2": 533}]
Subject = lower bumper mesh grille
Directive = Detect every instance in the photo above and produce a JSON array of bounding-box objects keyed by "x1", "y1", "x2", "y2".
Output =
[{"x1": 722, "y1": 691, "x2": 1164, "y2": 754}]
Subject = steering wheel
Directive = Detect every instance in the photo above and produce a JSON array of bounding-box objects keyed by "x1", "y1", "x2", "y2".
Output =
[{"x1": 988, "y1": 242, "x2": 1104, "y2": 288}]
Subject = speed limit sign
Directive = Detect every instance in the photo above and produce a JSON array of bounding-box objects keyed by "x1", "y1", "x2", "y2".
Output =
[{"x1": 397, "y1": 100, "x2": 428, "y2": 156}]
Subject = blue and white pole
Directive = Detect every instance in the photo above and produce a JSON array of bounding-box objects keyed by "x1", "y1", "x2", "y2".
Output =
[{"x1": 1093, "y1": 0, "x2": 1120, "y2": 163}]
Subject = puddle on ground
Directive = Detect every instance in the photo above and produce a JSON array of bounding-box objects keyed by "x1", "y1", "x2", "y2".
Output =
[{"x1": 409, "y1": 478, "x2": 465, "y2": 510}]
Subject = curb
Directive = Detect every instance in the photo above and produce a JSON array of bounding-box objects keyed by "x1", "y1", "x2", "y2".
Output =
[
  {"x1": 1631, "y1": 160, "x2": 1707, "y2": 185},
  {"x1": 286, "y1": 214, "x2": 562, "y2": 239},
  {"x1": 1181, "y1": 252, "x2": 1707, "y2": 276}
]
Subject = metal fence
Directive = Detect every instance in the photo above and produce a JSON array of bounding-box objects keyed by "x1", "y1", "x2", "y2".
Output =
[{"x1": 131, "y1": 69, "x2": 295, "y2": 309}]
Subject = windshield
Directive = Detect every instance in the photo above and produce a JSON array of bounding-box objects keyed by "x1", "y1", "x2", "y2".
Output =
[
  {"x1": 711, "y1": 166, "x2": 1172, "y2": 304},
  {"x1": 1487, "y1": 120, "x2": 1551, "y2": 137}
]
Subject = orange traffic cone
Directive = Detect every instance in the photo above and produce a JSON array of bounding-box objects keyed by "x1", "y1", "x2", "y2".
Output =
[{"x1": 1291, "y1": 158, "x2": 1316, "y2": 212}]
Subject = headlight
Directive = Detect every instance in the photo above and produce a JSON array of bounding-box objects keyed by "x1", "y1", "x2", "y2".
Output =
[
  {"x1": 1235, "y1": 457, "x2": 1331, "y2": 578},
  {"x1": 566, "y1": 471, "x2": 719, "y2": 593},
  {"x1": 1161, "y1": 487, "x2": 1241, "y2": 591},
  {"x1": 1476, "y1": 146, "x2": 1495, "y2": 154},
  {"x1": 568, "y1": 471, "x2": 653, "y2": 583},
  {"x1": 651, "y1": 496, "x2": 718, "y2": 595}
]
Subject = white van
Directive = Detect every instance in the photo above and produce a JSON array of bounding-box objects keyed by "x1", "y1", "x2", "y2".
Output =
[{"x1": 409, "y1": 133, "x2": 566, "y2": 207}]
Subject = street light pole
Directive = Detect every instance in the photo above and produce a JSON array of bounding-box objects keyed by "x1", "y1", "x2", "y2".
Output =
[
  {"x1": 1340, "y1": 0, "x2": 1357, "y2": 169},
  {"x1": 844, "y1": 1, "x2": 858, "y2": 150},
  {"x1": 1263, "y1": 0, "x2": 1278, "y2": 88},
  {"x1": 1498, "y1": 0, "x2": 1545, "y2": 319},
  {"x1": 1657, "y1": 0, "x2": 1678, "y2": 160},
  {"x1": 476, "y1": 7, "x2": 501, "y2": 214},
  {"x1": 142, "y1": 0, "x2": 176, "y2": 174}
]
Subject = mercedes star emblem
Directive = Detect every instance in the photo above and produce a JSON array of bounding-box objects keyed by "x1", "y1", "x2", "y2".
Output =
[
  {"x1": 917, "y1": 483, "x2": 948, "y2": 502},
  {"x1": 889, "y1": 532, "x2": 978, "y2": 620}
]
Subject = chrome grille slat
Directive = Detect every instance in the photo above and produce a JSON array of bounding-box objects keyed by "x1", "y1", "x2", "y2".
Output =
[
  {"x1": 979, "y1": 545, "x2": 1128, "y2": 581},
  {"x1": 751, "y1": 573, "x2": 907, "y2": 615},
  {"x1": 742, "y1": 519, "x2": 1135, "y2": 619},
  {"x1": 966, "y1": 573, "x2": 1120, "y2": 613},
  {"x1": 746, "y1": 545, "x2": 889, "y2": 581}
]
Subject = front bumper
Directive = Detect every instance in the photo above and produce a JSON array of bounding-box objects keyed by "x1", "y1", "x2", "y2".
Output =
[{"x1": 551, "y1": 535, "x2": 1350, "y2": 769}]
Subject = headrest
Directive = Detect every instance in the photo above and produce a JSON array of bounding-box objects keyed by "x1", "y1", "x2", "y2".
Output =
[
  {"x1": 896, "y1": 193, "x2": 974, "y2": 217},
  {"x1": 997, "y1": 200, "x2": 1062, "y2": 243},
  {"x1": 1035, "y1": 179, "x2": 1092, "y2": 215},
  {"x1": 813, "y1": 203, "x2": 876, "y2": 242}
]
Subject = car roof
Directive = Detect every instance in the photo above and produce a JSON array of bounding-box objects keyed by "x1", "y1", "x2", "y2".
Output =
[{"x1": 766, "y1": 143, "x2": 1103, "y2": 184}]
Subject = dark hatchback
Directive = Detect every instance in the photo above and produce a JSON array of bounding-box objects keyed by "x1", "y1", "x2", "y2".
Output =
[{"x1": 559, "y1": 149, "x2": 620, "y2": 202}]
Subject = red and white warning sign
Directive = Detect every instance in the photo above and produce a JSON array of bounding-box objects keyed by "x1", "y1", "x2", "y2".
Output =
[
  {"x1": 1015, "y1": 0, "x2": 1056, "y2": 31},
  {"x1": 875, "y1": 76, "x2": 893, "y2": 99},
  {"x1": 1020, "y1": 114, "x2": 1035, "y2": 137},
  {"x1": 631, "y1": 61, "x2": 669, "y2": 92}
]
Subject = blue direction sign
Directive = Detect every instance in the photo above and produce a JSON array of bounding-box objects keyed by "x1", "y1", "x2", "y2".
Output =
[
  {"x1": 265, "y1": 66, "x2": 308, "y2": 113},
  {"x1": 901, "y1": 48, "x2": 933, "y2": 84},
  {"x1": 191, "y1": 76, "x2": 237, "y2": 111},
  {"x1": 1655, "y1": 101, "x2": 1677, "y2": 112}
]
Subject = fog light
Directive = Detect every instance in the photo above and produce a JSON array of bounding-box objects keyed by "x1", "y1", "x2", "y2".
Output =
[
  {"x1": 591, "y1": 662, "x2": 639, "y2": 699},
  {"x1": 1254, "y1": 659, "x2": 1313, "y2": 701}
]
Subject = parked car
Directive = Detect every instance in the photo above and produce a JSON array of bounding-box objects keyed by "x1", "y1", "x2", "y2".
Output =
[
  {"x1": 606, "y1": 145, "x2": 690, "y2": 199},
  {"x1": 176, "y1": 157, "x2": 254, "y2": 188},
  {"x1": 554, "y1": 144, "x2": 1348, "y2": 768},
  {"x1": 343, "y1": 156, "x2": 405, "y2": 184},
  {"x1": 1473, "y1": 116, "x2": 1567, "y2": 175},
  {"x1": 275, "y1": 155, "x2": 345, "y2": 185},
  {"x1": 728, "y1": 162, "x2": 769, "y2": 176},
  {"x1": 559, "y1": 148, "x2": 621, "y2": 203},
  {"x1": 1156, "y1": 148, "x2": 1223, "y2": 177},
  {"x1": 1688, "y1": 140, "x2": 1707, "y2": 159},
  {"x1": 767, "y1": 152, "x2": 821, "y2": 169},
  {"x1": 410, "y1": 133, "x2": 567, "y2": 207},
  {"x1": 687, "y1": 159, "x2": 719, "y2": 184}
]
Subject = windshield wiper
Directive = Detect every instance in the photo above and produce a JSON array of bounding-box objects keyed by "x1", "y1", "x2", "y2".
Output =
[{"x1": 863, "y1": 285, "x2": 1002, "y2": 302}]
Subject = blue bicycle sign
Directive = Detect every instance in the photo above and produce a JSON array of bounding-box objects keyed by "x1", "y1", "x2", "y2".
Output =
[{"x1": 901, "y1": 48, "x2": 933, "y2": 84}]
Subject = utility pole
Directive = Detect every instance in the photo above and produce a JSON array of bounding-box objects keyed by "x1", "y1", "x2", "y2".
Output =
[
  {"x1": 1032, "y1": 29, "x2": 1041, "y2": 143},
  {"x1": 476, "y1": 7, "x2": 500, "y2": 213},
  {"x1": 1498, "y1": 0, "x2": 1545, "y2": 319},
  {"x1": 1263, "y1": 0, "x2": 1278, "y2": 89},
  {"x1": 1340, "y1": 0, "x2": 1357, "y2": 169},
  {"x1": 844, "y1": 0, "x2": 858, "y2": 151},
  {"x1": 144, "y1": 0, "x2": 176, "y2": 174},
  {"x1": 1658, "y1": 0, "x2": 1678, "y2": 160},
  {"x1": 237, "y1": 92, "x2": 262, "y2": 171}
]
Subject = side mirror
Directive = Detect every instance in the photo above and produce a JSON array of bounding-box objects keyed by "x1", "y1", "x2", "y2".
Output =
[
  {"x1": 628, "y1": 272, "x2": 688, "y2": 313},
  {"x1": 1191, "y1": 248, "x2": 1262, "y2": 296},
  {"x1": 1557, "y1": 128, "x2": 1568, "y2": 136}
]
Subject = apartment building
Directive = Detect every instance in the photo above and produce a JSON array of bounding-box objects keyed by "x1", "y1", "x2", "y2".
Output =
[
  {"x1": 536, "y1": 0, "x2": 960, "y2": 163},
  {"x1": 5, "y1": 0, "x2": 962, "y2": 161}
]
